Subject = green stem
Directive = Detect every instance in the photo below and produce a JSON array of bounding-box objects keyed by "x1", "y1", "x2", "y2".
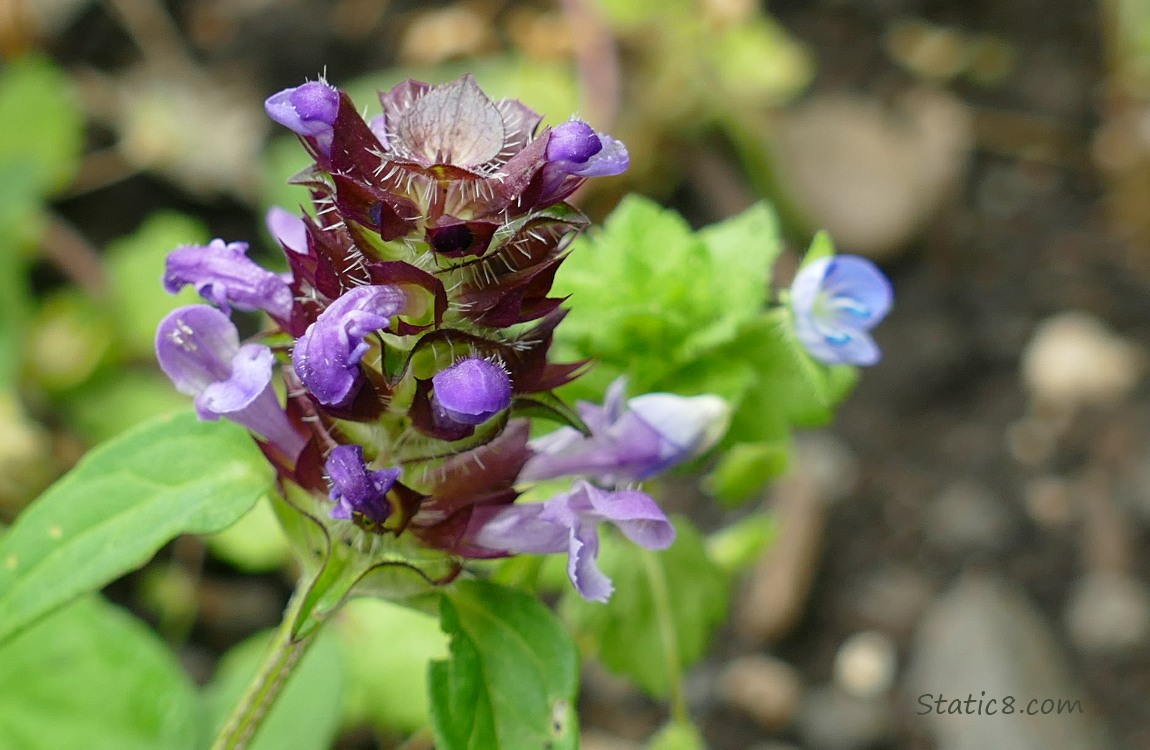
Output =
[
  {"x1": 210, "y1": 541, "x2": 369, "y2": 750},
  {"x1": 640, "y1": 547, "x2": 688, "y2": 725},
  {"x1": 209, "y1": 583, "x2": 315, "y2": 750}
]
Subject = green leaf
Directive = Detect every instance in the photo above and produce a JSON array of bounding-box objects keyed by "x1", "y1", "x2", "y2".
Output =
[
  {"x1": 721, "y1": 311, "x2": 858, "y2": 448},
  {"x1": 430, "y1": 579, "x2": 579, "y2": 750},
  {"x1": 105, "y1": 211, "x2": 208, "y2": 357},
  {"x1": 203, "y1": 626, "x2": 344, "y2": 750},
  {"x1": 802, "y1": 229, "x2": 836, "y2": 267},
  {"x1": 561, "y1": 519, "x2": 729, "y2": 698},
  {"x1": 64, "y1": 369, "x2": 191, "y2": 442},
  {"x1": 336, "y1": 597, "x2": 448, "y2": 732},
  {"x1": 205, "y1": 497, "x2": 291, "y2": 574},
  {"x1": 553, "y1": 196, "x2": 781, "y2": 402},
  {"x1": 0, "y1": 411, "x2": 272, "y2": 647},
  {"x1": 0, "y1": 595, "x2": 201, "y2": 750},
  {"x1": 703, "y1": 439, "x2": 790, "y2": 506},
  {"x1": 0, "y1": 56, "x2": 84, "y2": 196},
  {"x1": 705, "y1": 513, "x2": 779, "y2": 576}
]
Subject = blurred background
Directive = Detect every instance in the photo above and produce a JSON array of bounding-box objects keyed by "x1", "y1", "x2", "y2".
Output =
[{"x1": 1, "y1": 0, "x2": 1148, "y2": 748}]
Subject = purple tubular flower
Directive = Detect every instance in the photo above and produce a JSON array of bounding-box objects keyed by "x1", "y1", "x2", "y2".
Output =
[
  {"x1": 325, "y1": 444, "x2": 400, "y2": 523},
  {"x1": 156, "y1": 305, "x2": 306, "y2": 459},
  {"x1": 431, "y1": 356, "x2": 512, "y2": 426},
  {"x1": 292, "y1": 285, "x2": 405, "y2": 406},
  {"x1": 469, "y1": 480, "x2": 675, "y2": 602},
  {"x1": 790, "y1": 254, "x2": 893, "y2": 366},
  {"x1": 546, "y1": 119, "x2": 629, "y2": 177},
  {"x1": 265, "y1": 80, "x2": 341, "y2": 156},
  {"x1": 164, "y1": 239, "x2": 294, "y2": 320},
  {"x1": 519, "y1": 378, "x2": 730, "y2": 484}
]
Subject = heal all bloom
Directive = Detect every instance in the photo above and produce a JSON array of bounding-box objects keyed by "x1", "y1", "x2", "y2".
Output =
[{"x1": 157, "y1": 73, "x2": 726, "y2": 601}]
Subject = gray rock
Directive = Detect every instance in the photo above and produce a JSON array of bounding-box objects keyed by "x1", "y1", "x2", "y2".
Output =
[
  {"x1": 1065, "y1": 571, "x2": 1150, "y2": 653},
  {"x1": 796, "y1": 685, "x2": 893, "y2": 750},
  {"x1": 719, "y1": 654, "x2": 803, "y2": 730},
  {"x1": 908, "y1": 575, "x2": 1113, "y2": 750},
  {"x1": 925, "y1": 481, "x2": 1016, "y2": 554}
]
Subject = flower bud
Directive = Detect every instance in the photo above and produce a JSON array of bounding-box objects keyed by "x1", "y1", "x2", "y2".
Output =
[{"x1": 431, "y1": 356, "x2": 512, "y2": 426}]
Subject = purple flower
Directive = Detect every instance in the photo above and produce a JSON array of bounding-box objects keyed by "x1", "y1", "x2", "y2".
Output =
[
  {"x1": 156, "y1": 305, "x2": 305, "y2": 459},
  {"x1": 468, "y1": 480, "x2": 675, "y2": 602},
  {"x1": 325, "y1": 444, "x2": 400, "y2": 523},
  {"x1": 431, "y1": 356, "x2": 512, "y2": 426},
  {"x1": 292, "y1": 285, "x2": 405, "y2": 406},
  {"x1": 546, "y1": 119, "x2": 629, "y2": 177},
  {"x1": 164, "y1": 239, "x2": 294, "y2": 320},
  {"x1": 790, "y1": 255, "x2": 893, "y2": 366},
  {"x1": 265, "y1": 80, "x2": 341, "y2": 156},
  {"x1": 519, "y1": 378, "x2": 730, "y2": 484},
  {"x1": 266, "y1": 206, "x2": 308, "y2": 255}
]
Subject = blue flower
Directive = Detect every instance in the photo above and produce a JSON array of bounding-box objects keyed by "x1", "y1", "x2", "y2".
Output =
[{"x1": 790, "y1": 255, "x2": 892, "y2": 366}]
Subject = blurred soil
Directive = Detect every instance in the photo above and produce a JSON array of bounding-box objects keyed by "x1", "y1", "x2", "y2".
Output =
[{"x1": 28, "y1": 0, "x2": 1150, "y2": 748}]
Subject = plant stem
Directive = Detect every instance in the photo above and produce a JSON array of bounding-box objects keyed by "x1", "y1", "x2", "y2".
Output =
[
  {"x1": 210, "y1": 541, "x2": 368, "y2": 750},
  {"x1": 641, "y1": 547, "x2": 689, "y2": 725},
  {"x1": 209, "y1": 584, "x2": 316, "y2": 750}
]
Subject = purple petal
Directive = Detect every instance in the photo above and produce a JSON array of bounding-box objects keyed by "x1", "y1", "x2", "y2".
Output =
[
  {"x1": 431, "y1": 356, "x2": 512, "y2": 426},
  {"x1": 567, "y1": 520, "x2": 613, "y2": 602},
  {"x1": 265, "y1": 81, "x2": 340, "y2": 155},
  {"x1": 547, "y1": 119, "x2": 629, "y2": 178},
  {"x1": 325, "y1": 444, "x2": 399, "y2": 523},
  {"x1": 156, "y1": 305, "x2": 305, "y2": 457},
  {"x1": 627, "y1": 392, "x2": 730, "y2": 477},
  {"x1": 467, "y1": 503, "x2": 570, "y2": 554},
  {"x1": 547, "y1": 120, "x2": 602, "y2": 164},
  {"x1": 519, "y1": 379, "x2": 726, "y2": 483},
  {"x1": 292, "y1": 285, "x2": 405, "y2": 406},
  {"x1": 266, "y1": 207, "x2": 308, "y2": 255},
  {"x1": 582, "y1": 484, "x2": 675, "y2": 550},
  {"x1": 164, "y1": 239, "x2": 293, "y2": 320},
  {"x1": 156, "y1": 305, "x2": 239, "y2": 396}
]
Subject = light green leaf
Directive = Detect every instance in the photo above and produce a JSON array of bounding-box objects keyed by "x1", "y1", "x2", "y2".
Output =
[
  {"x1": 0, "y1": 411, "x2": 272, "y2": 647},
  {"x1": 205, "y1": 497, "x2": 291, "y2": 574},
  {"x1": 561, "y1": 519, "x2": 729, "y2": 698},
  {"x1": 802, "y1": 229, "x2": 836, "y2": 267},
  {"x1": 706, "y1": 15, "x2": 813, "y2": 107},
  {"x1": 64, "y1": 369, "x2": 191, "y2": 442},
  {"x1": 0, "y1": 595, "x2": 201, "y2": 750},
  {"x1": 705, "y1": 513, "x2": 779, "y2": 576},
  {"x1": 336, "y1": 597, "x2": 448, "y2": 732},
  {"x1": 430, "y1": 579, "x2": 579, "y2": 750},
  {"x1": 553, "y1": 196, "x2": 781, "y2": 402},
  {"x1": 718, "y1": 311, "x2": 858, "y2": 450},
  {"x1": 0, "y1": 55, "x2": 84, "y2": 196},
  {"x1": 648, "y1": 721, "x2": 706, "y2": 750},
  {"x1": 703, "y1": 440, "x2": 790, "y2": 506},
  {"x1": 203, "y1": 625, "x2": 344, "y2": 750},
  {"x1": 105, "y1": 211, "x2": 208, "y2": 357}
]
